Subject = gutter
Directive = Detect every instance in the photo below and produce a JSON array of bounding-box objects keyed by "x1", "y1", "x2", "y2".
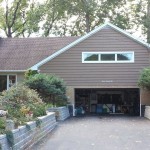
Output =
[{"x1": 0, "y1": 70, "x2": 26, "y2": 72}]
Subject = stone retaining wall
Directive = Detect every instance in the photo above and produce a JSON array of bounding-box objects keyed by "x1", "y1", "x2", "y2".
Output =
[
  {"x1": 0, "y1": 112, "x2": 56, "y2": 150},
  {"x1": 144, "y1": 106, "x2": 150, "y2": 119},
  {"x1": 47, "y1": 106, "x2": 70, "y2": 121}
]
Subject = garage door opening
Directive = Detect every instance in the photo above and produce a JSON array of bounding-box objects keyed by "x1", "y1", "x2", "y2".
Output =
[{"x1": 75, "y1": 88, "x2": 140, "y2": 116}]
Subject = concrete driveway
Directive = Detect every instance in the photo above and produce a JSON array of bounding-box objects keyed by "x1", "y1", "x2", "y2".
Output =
[{"x1": 32, "y1": 116, "x2": 150, "y2": 150}]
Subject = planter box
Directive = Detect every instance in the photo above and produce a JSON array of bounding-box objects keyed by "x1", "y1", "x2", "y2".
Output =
[
  {"x1": 47, "y1": 106, "x2": 70, "y2": 121},
  {"x1": 0, "y1": 112, "x2": 57, "y2": 150}
]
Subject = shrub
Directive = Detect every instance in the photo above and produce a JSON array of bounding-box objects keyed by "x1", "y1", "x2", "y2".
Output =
[
  {"x1": 6, "y1": 130, "x2": 14, "y2": 147},
  {"x1": 24, "y1": 69, "x2": 38, "y2": 79},
  {"x1": 32, "y1": 103, "x2": 47, "y2": 118},
  {"x1": 138, "y1": 67, "x2": 150, "y2": 90},
  {"x1": 0, "y1": 118, "x2": 6, "y2": 134},
  {"x1": 24, "y1": 74, "x2": 67, "y2": 105},
  {"x1": 0, "y1": 84, "x2": 45, "y2": 125}
]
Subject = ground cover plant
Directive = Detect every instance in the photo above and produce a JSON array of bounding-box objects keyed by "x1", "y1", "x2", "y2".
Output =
[{"x1": 0, "y1": 84, "x2": 47, "y2": 133}]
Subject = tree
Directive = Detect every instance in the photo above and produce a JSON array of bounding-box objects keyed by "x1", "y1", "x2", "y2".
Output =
[
  {"x1": 41, "y1": 0, "x2": 70, "y2": 37},
  {"x1": 50, "y1": 0, "x2": 135, "y2": 36},
  {"x1": 0, "y1": 0, "x2": 41, "y2": 37},
  {"x1": 0, "y1": 0, "x2": 149, "y2": 39},
  {"x1": 138, "y1": 67, "x2": 150, "y2": 90},
  {"x1": 146, "y1": 0, "x2": 150, "y2": 43}
]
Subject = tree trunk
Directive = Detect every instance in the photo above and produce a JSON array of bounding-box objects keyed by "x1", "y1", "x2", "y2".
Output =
[
  {"x1": 7, "y1": 28, "x2": 12, "y2": 37},
  {"x1": 85, "y1": 11, "x2": 90, "y2": 33}
]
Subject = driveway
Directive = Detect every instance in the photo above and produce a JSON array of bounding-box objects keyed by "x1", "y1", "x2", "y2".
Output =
[{"x1": 32, "y1": 115, "x2": 150, "y2": 150}]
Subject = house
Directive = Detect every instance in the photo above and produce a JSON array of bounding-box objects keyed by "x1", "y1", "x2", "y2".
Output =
[{"x1": 0, "y1": 22, "x2": 150, "y2": 116}]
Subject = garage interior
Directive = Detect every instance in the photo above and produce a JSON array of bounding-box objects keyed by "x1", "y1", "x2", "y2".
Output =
[{"x1": 75, "y1": 88, "x2": 140, "y2": 116}]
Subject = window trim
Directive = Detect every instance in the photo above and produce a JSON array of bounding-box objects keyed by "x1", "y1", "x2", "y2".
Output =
[
  {"x1": 0, "y1": 74, "x2": 17, "y2": 91},
  {"x1": 82, "y1": 51, "x2": 134, "y2": 63}
]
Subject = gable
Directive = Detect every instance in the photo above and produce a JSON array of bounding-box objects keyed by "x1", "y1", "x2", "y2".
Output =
[
  {"x1": 31, "y1": 23, "x2": 149, "y2": 70},
  {"x1": 81, "y1": 27, "x2": 147, "y2": 50},
  {"x1": 39, "y1": 26, "x2": 149, "y2": 87}
]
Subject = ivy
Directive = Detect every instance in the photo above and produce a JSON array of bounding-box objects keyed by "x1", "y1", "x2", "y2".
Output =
[
  {"x1": 35, "y1": 119, "x2": 42, "y2": 128},
  {"x1": 0, "y1": 143, "x2": 2, "y2": 150},
  {"x1": 6, "y1": 130, "x2": 15, "y2": 148}
]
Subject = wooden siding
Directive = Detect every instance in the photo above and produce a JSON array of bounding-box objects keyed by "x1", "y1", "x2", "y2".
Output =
[{"x1": 39, "y1": 27, "x2": 149, "y2": 87}]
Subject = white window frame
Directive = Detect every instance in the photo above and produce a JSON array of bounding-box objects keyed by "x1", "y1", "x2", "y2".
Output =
[
  {"x1": 0, "y1": 74, "x2": 17, "y2": 90},
  {"x1": 82, "y1": 51, "x2": 134, "y2": 63}
]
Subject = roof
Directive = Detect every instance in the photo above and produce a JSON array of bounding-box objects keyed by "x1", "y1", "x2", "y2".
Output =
[
  {"x1": 0, "y1": 22, "x2": 149, "y2": 71},
  {"x1": 30, "y1": 22, "x2": 150, "y2": 70},
  {"x1": 0, "y1": 37, "x2": 79, "y2": 71}
]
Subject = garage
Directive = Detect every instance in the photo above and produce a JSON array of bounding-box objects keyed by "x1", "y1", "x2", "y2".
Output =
[{"x1": 75, "y1": 88, "x2": 140, "y2": 116}]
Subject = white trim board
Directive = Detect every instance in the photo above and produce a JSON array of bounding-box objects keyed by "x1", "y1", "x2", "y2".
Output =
[{"x1": 30, "y1": 22, "x2": 149, "y2": 70}]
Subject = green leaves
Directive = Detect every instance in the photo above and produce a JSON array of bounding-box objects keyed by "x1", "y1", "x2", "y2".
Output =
[
  {"x1": 24, "y1": 74, "x2": 67, "y2": 105},
  {"x1": 0, "y1": 0, "x2": 148, "y2": 38},
  {"x1": 138, "y1": 67, "x2": 150, "y2": 90},
  {"x1": 0, "y1": 0, "x2": 41, "y2": 37},
  {"x1": 0, "y1": 84, "x2": 45, "y2": 127}
]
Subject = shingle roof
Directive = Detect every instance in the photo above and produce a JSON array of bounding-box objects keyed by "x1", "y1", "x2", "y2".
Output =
[{"x1": 0, "y1": 37, "x2": 79, "y2": 71}]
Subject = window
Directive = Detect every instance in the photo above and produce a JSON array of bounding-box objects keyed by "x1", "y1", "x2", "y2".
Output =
[
  {"x1": 84, "y1": 53, "x2": 99, "y2": 61},
  {"x1": 117, "y1": 53, "x2": 133, "y2": 61},
  {"x1": 82, "y1": 52, "x2": 134, "y2": 63},
  {"x1": 9, "y1": 75, "x2": 17, "y2": 88},
  {"x1": 101, "y1": 54, "x2": 115, "y2": 61},
  {"x1": 0, "y1": 75, "x2": 17, "y2": 92},
  {"x1": 0, "y1": 76, "x2": 7, "y2": 92}
]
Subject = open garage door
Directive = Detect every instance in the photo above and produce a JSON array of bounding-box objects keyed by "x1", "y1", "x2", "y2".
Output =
[{"x1": 75, "y1": 88, "x2": 140, "y2": 116}]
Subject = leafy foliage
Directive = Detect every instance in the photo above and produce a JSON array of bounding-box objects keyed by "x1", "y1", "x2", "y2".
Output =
[
  {"x1": 24, "y1": 74, "x2": 67, "y2": 105},
  {"x1": 32, "y1": 103, "x2": 47, "y2": 118},
  {"x1": 35, "y1": 118, "x2": 42, "y2": 128},
  {"x1": 0, "y1": 84, "x2": 45, "y2": 125},
  {"x1": 138, "y1": 67, "x2": 150, "y2": 90},
  {"x1": 0, "y1": 0, "x2": 42, "y2": 37},
  {"x1": 0, "y1": 0, "x2": 148, "y2": 39},
  {"x1": 0, "y1": 118, "x2": 6, "y2": 134},
  {"x1": 24, "y1": 69, "x2": 38, "y2": 79},
  {"x1": 0, "y1": 143, "x2": 2, "y2": 150},
  {"x1": 6, "y1": 130, "x2": 14, "y2": 147}
]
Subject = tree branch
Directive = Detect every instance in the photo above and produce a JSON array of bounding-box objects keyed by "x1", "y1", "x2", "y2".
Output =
[
  {"x1": 5, "y1": 0, "x2": 9, "y2": 28},
  {"x1": 10, "y1": 0, "x2": 22, "y2": 28},
  {"x1": 11, "y1": 20, "x2": 27, "y2": 34}
]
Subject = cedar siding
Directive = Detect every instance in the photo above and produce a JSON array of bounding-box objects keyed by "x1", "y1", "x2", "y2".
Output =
[{"x1": 39, "y1": 27, "x2": 149, "y2": 87}]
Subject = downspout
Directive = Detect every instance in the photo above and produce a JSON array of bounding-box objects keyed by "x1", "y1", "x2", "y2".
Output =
[{"x1": 140, "y1": 88, "x2": 141, "y2": 117}]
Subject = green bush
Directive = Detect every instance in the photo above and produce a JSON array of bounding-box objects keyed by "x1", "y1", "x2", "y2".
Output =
[
  {"x1": 138, "y1": 67, "x2": 150, "y2": 90},
  {"x1": 0, "y1": 84, "x2": 46, "y2": 125},
  {"x1": 0, "y1": 118, "x2": 6, "y2": 134},
  {"x1": 24, "y1": 69, "x2": 38, "y2": 79},
  {"x1": 32, "y1": 103, "x2": 47, "y2": 118},
  {"x1": 24, "y1": 74, "x2": 67, "y2": 105},
  {"x1": 6, "y1": 130, "x2": 14, "y2": 147}
]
